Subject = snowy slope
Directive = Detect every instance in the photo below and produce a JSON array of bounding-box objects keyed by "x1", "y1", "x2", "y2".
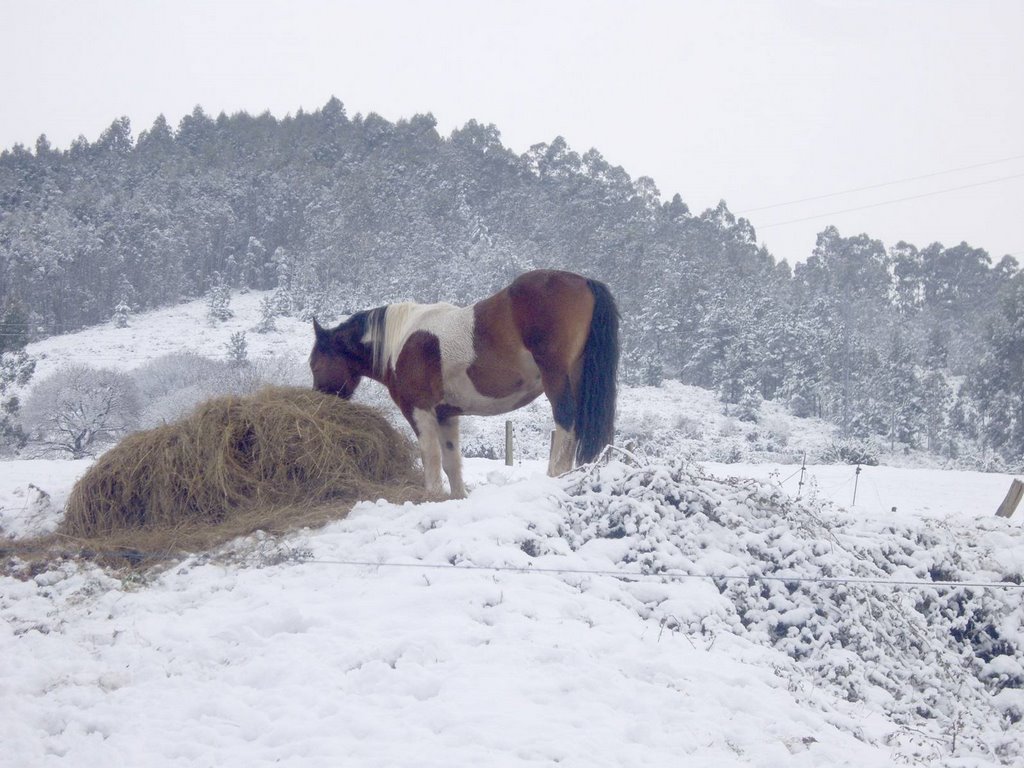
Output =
[
  {"x1": 2, "y1": 292, "x2": 1023, "y2": 766},
  {"x1": 25, "y1": 291, "x2": 313, "y2": 382},
  {"x1": 0, "y1": 463, "x2": 905, "y2": 767}
]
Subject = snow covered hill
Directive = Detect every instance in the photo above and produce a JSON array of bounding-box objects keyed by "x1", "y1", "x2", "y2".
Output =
[{"x1": 2, "y1": 291, "x2": 1022, "y2": 766}]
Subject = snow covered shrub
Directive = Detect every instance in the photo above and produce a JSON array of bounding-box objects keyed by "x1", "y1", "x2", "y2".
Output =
[
  {"x1": 133, "y1": 352, "x2": 227, "y2": 400},
  {"x1": 557, "y1": 459, "x2": 1024, "y2": 762},
  {"x1": 788, "y1": 391, "x2": 816, "y2": 419},
  {"x1": 718, "y1": 418, "x2": 740, "y2": 438},
  {"x1": 486, "y1": 399, "x2": 556, "y2": 461},
  {"x1": 461, "y1": 429, "x2": 500, "y2": 460},
  {"x1": 616, "y1": 408, "x2": 690, "y2": 459},
  {"x1": 22, "y1": 365, "x2": 141, "y2": 458},
  {"x1": 247, "y1": 354, "x2": 310, "y2": 389},
  {"x1": 982, "y1": 453, "x2": 1010, "y2": 474},
  {"x1": 723, "y1": 443, "x2": 744, "y2": 463},
  {"x1": 452, "y1": 416, "x2": 496, "y2": 459},
  {"x1": 673, "y1": 414, "x2": 703, "y2": 439},
  {"x1": 822, "y1": 439, "x2": 880, "y2": 466},
  {"x1": 760, "y1": 415, "x2": 791, "y2": 448},
  {"x1": 133, "y1": 352, "x2": 307, "y2": 428}
]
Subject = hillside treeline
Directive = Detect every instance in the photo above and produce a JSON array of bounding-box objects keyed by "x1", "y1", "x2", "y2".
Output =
[{"x1": 1, "y1": 98, "x2": 1021, "y2": 467}]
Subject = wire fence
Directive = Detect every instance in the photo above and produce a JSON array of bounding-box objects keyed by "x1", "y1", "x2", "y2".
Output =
[
  {"x1": 300, "y1": 558, "x2": 1024, "y2": 592},
  {"x1": 3, "y1": 541, "x2": 1022, "y2": 592}
]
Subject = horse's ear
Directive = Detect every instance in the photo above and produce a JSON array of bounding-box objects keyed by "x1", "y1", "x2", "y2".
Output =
[{"x1": 313, "y1": 318, "x2": 329, "y2": 344}]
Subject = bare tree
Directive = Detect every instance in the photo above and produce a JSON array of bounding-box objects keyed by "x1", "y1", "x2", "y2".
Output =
[{"x1": 21, "y1": 365, "x2": 141, "y2": 458}]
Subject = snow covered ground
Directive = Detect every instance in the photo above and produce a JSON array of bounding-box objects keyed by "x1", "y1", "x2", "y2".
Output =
[{"x1": 2, "y1": 291, "x2": 1023, "y2": 766}]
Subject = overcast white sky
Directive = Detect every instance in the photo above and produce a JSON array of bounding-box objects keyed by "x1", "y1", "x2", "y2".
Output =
[{"x1": 2, "y1": 0, "x2": 1021, "y2": 266}]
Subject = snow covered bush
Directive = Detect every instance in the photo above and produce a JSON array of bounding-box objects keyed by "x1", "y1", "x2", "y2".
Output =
[
  {"x1": 555, "y1": 459, "x2": 1024, "y2": 763},
  {"x1": 132, "y1": 352, "x2": 227, "y2": 402},
  {"x1": 21, "y1": 365, "x2": 141, "y2": 458},
  {"x1": 823, "y1": 439, "x2": 881, "y2": 466},
  {"x1": 459, "y1": 425, "x2": 501, "y2": 460},
  {"x1": 759, "y1": 415, "x2": 791, "y2": 448},
  {"x1": 133, "y1": 352, "x2": 309, "y2": 428}
]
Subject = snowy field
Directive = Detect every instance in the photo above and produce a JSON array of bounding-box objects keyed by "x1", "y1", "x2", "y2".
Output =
[{"x1": 2, "y1": 292, "x2": 1023, "y2": 766}]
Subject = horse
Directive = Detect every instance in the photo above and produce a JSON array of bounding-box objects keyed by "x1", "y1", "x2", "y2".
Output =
[{"x1": 310, "y1": 269, "x2": 619, "y2": 497}]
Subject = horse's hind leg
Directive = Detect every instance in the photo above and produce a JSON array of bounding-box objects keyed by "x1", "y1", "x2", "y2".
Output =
[
  {"x1": 549, "y1": 424, "x2": 577, "y2": 476},
  {"x1": 438, "y1": 414, "x2": 466, "y2": 498},
  {"x1": 542, "y1": 369, "x2": 580, "y2": 476}
]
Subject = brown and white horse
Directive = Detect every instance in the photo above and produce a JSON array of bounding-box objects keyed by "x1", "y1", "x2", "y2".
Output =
[{"x1": 310, "y1": 269, "x2": 619, "y2": 497}]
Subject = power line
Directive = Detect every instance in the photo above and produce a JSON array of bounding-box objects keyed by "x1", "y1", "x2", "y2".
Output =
[
  {"x1": 738, "y1": 152, "x2": 1024, "y2": 214},
  {"x1": 757, "y1": 172, "x2": 1024, "y2": 230}
]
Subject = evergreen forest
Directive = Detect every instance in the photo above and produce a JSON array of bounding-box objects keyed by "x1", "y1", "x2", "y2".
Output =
[{"x1": 1, "y1": 98, "x2": 1022, "y2": 468}]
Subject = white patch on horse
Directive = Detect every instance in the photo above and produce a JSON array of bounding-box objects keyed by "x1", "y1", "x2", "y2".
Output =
[{"x1": 371, "y1": 302, "x2": 472, "y2": 376}]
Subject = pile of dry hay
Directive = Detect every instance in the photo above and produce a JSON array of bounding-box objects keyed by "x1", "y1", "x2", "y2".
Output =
[{"x1": 57, "y1": 386, "x2": 426, "y2": 559}]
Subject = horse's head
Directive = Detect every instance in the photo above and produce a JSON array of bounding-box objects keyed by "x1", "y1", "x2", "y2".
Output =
[{"x1": 310, "y1": 316, "x2": 370, "y2": 399}]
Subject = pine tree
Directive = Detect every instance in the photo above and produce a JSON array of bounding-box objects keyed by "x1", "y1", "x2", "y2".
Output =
[
  {"x1": 206, "y1": 273, "x2": 233, "y2": 323},
  {"x1": 242, "y1": 236, "x2": 268, "y2": 289},
  {"x1": 254, "y1": 295, "x2": 277, "y2": 333},
  {"x1": 226, "y1": 331, "x2": 249, "y2": 367},
  {"x1": 0, "y1": 303, "x2": 36, "y2": 452},
  {"x1": 920, "y1": 368, "x2": 951, "y2": 455},
  {"x1": 112, "y1": 300, "x2": 130, "y2": 328}
]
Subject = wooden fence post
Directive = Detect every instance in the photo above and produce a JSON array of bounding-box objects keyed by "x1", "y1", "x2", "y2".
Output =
[
  {"x1": 505, "y1": 420, "x2": 514, "y2": 466},
  {"x1": 995, "y1": 478, "x2": 1024, "y2": 518}
]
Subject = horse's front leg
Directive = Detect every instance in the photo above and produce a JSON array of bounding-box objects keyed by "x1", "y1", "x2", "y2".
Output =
[
  {"x1": 411, "y1": 408, "x2": 445, "y2": 495},
  {"x1": 437, "y1": 414, "x2": 466, "y2": 499}
]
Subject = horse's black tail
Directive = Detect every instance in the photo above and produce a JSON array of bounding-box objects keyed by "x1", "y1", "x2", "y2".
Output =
[{"x1": 575, "y1": 279, "x2": 620, "y2": 465}]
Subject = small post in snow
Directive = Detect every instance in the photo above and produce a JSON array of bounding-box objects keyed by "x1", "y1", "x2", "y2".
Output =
[
  {"x1": 995, "y1": 478, "x2": 1023, "y2": 518},
  {"x1": 505, "y1": 420, "x2": 514, "y2": 466},
  {"x1": 797, "y1": 452, "x2": 807, "y2": 499},
  {"x1": 852, "y1": 464, "x2": 862, "y2": 507}
]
